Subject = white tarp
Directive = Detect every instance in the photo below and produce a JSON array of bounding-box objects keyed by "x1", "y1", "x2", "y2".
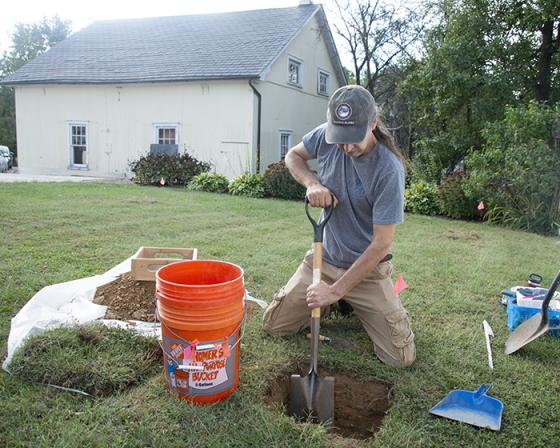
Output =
[{"x1": 3, "y1": 255, "x2": 267, "y2": 371}]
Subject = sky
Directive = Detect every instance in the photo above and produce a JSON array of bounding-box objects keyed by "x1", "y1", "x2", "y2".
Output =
[{"x1": 1, "y1": 1, "x2": 325, "y2": 52}]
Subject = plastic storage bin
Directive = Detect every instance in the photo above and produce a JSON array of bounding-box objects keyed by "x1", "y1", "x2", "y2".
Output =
[{"x1": 507, "y1": 296, "x2": 560, "y2": 338}]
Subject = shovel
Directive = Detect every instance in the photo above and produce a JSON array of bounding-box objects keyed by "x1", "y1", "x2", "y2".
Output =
[
  {"x1": 289, "y1": 197, "x2": 335, "y2": 424},
  {"x1": 505, "y1": 270, "x2": 560, "y2": 355},
  {"x1": 429, "y1": 384, "x2": 504, "y2": 431}
]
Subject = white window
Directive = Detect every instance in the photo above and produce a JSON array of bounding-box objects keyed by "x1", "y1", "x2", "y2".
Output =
[
  {"x1": 69, "y1": 123, "x2": 88, "y2": 168},
  {"x1": 318, "y1": 69, "x2": 330, "y2": 96},
  {"x1": 153, "y1": 124, "x2": 179, "y2": 145},
  {"x1": 288, "y1": 56, "x2": 303, "y2": 87},
  {"x1": 279, "y1": 130, "x2": 293, "y2": 160}
]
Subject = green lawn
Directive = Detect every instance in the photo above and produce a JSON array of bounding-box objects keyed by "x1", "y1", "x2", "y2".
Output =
[{"x1": 1, "y1": 182, "x2": 559, "y2": 447}]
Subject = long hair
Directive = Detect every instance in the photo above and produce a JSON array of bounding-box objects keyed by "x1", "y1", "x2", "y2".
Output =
[{"x1": 373, "y1": 118, "x2": 408, "y2": 173}]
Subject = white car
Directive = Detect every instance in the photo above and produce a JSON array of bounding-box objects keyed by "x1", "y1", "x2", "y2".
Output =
[
  {"x1": 0, "y1": 152, "x2": 8, "y2": 172},
  {"x1": 0, "y1": 146, "x2": 13, "y2": 169}
]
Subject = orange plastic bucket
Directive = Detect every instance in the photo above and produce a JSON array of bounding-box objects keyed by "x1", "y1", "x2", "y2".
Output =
[{"x1": 156, "y1": 260, "x2": 245, "y2": 405}]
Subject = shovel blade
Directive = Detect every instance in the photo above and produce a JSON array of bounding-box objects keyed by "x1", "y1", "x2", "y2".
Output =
[
  {"x1": 505, "y1": 312, "x2": 549, "y2": 355},
  {"x1": 289, "y1": 372, "x2": 335, "y2": 424}
]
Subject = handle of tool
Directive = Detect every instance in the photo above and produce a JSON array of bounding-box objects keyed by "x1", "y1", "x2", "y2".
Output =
[
  {"x1": 484, "y1": 329, "x2": 493, "y2": 370},
  {"x1": 311, "y1": 242, "x2": 322, "y2": 319},
  {"x1": 541, "y1": 271, "x2": 560, "y2": 323},
  {"x1": 305, "y1": 195, "x2": 334, "y2": 243}
]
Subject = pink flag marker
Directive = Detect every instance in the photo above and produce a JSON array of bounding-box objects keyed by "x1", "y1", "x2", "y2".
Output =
[
  {"x1": 183, "y1": 339, "x2": 200, "y2": 362},
  {"x1": 183, "y1": 346, "x2": 192, "y2": 361},
  {"x1": 478, "y1": 201, "x2": 485, "y2": 211},
  {"x1": 392, "y1": 274, "x2": 408, "y2": 295}
]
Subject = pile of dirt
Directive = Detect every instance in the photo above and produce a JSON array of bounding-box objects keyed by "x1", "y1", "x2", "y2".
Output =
[
  {"x1": 93, "y1": 272, "x2": 263, "y2": 322},
  {"x1": 440, "y1": 230, "x2": 481, "y2": 241},
  {"x1": 266, "y1": 367, "x2": 391, "y2": 439},
  {"x1": 93, "y1": 272, "x2": 157, "y2": 322}
]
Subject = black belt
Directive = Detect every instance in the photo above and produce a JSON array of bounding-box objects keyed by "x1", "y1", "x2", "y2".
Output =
[{"x1": 380, "y1": 253, "x2": 392, "y2": 263}]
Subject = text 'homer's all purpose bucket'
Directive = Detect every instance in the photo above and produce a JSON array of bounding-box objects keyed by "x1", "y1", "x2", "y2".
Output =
[{"x1": 156, "y1": 260, "x2": 245, "y2": 404}]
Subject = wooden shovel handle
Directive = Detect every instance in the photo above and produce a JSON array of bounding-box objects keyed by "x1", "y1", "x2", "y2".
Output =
[
  {"x1": 312, "y1": 242, "x2": 322, "y2": 319},
  {"x1": 305, "y1": 196, "x2": 334, "y2": 320}
]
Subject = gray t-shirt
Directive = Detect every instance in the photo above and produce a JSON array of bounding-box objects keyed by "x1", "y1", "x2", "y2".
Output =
[{"x1": 302, "y1": 123, "x2": 405, "y2": 268}]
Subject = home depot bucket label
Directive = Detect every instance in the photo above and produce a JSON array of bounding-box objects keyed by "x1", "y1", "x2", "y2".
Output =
[
  {"x1": 163, "y1": 332, "x2": 237, "y2": 396},
  {"x1": 188, "y1": 344, "x2": 229, "y2": 390}
]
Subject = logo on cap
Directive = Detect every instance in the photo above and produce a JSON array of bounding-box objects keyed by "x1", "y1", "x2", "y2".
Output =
[{"x1": 335, "y1": 103, "x2": 352, "y2": 121}]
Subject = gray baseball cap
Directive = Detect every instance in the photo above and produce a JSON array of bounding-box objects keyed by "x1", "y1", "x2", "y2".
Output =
[{"x1": 325, "y1": 85, "x2": 377, "y2": 144}]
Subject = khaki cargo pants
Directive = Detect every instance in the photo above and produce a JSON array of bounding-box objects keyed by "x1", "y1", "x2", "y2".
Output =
[{"x1": 262, "y1": 251, "x2": 416, "y2": 368}]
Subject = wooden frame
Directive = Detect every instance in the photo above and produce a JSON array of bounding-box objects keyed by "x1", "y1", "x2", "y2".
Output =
[{"x1": 131, "y1": 246, "x2": 198, "y2": 281}]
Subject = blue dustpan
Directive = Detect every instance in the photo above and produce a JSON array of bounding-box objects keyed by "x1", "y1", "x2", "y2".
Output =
[{"x1": 429, "y1": 384, "x2": 503, "y2": 431}]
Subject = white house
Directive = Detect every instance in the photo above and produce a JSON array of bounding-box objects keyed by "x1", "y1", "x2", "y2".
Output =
[{"x1": 2, "y1": 2, "x2": 346, "y2": 179}]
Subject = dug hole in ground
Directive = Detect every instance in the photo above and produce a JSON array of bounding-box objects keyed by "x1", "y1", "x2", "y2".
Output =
[
  {"x1": 96, "y1": 272, "x2": 393, "y2": 440},
  {"x1": 5, "y1": 256, "x2": 394, "y2": 441}
]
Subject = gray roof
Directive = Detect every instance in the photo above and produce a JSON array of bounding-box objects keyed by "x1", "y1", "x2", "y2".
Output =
[{"x1": 2, "y1": 5, "x2": 346, "y2": 86}]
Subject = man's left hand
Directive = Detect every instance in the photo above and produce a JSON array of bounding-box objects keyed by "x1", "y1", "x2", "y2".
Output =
[{"x1": 306, "y1": 282, "x2": 340, "y2": 309}]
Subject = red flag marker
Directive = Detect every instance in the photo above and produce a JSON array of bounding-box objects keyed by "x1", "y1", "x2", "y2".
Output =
[
  {"x1": 160, "y1": 177, "x2": 166, "y2": 186},
  {"x1": 478, "y1": 201, "x2": 485, "y2": 211},
  {"x1": 392, "y1": 274, "x2": 408, "y2": 295}
]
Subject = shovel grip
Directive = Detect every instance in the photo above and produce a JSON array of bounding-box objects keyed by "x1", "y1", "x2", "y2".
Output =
[
  {"x1": 311, "y1": 243, "x2": 322, "y2": 319},
  {"x1": 305, "y1": 196, "x2": 334, "y2": 243},
  {"x1": 541, "y1": 271, "x2": 560, "y2": 323}
]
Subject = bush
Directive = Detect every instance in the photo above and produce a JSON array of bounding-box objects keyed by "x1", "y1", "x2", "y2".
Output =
[
  {"x1": 410, "y1": 135, "x2": 467, "y2": 183},
  {"x1": 263, "y1": 161, "x2": 306, "y2": 200},
  {"x1": 464, "y1": 102, "x2": 560, "y2": 235},
  {"x1": 437, "y1": 172, "x2": 479, "y2": 220},
  {"x1": 228, "y1": 173, "x2": 265, "y2": 198},
  {"x1": 129, "y1": 152, "x2": 210, "y2": 186},
  {"x1": 404, "y1": 181, "x2": 441, "y2": 216},
  {"x1": 187, "y1": 172, "x2": 229, "y2": 193}
]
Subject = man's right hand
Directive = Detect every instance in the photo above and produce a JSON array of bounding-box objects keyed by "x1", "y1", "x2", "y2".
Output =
[
  {"x1": 306, "y1": 183, "x2": 338, "y2": 209},
  {"x1": 284, "y1": 142, "x2": 338, "y2": 209}
]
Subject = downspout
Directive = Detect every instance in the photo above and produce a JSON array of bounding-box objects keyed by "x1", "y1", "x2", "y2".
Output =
[{"x1": 249, "y1": 80, "x2": 262, "y2": 174}]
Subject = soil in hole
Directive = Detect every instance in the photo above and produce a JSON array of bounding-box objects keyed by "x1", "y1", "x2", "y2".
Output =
[
  {"x1": 93, "y1": 272, "x2": 262, "y2": 321},
  {"x1": 266, "y1": 367, "x2": 391, "y2": 440}
]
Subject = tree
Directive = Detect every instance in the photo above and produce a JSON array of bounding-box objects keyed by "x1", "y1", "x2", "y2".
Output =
[
  {"x1": 329, "y1": 0, "x2": 428, "y2": 97},
  {"x1": 403, "y1": 0, "x2": 560, "y2": 182},
  {"x1": 326, "y1": 0, "x2": 430, "y2": 158},
  {"x1": 497, "y1": 0, "x2": 560, "y2": 104},
  {"x1": 0, "y1": 16, "x2": 72, "y2": 157}
]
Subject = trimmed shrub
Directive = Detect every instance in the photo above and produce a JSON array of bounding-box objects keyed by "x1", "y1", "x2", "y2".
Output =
[
  {"x1": 437, "y1": 173, "x2": 479, "y2": 220},
  {"x1": 187, "y1": 172, "x2": 229, "y2": 193},
  {"x1": 464, "y1": 102, "x2": 560, "y2": 235},
  {"x1": 228, "y1": 173, "x2": 265, "y2": 198},
  {"x1": 404, "y1": 181, "x2": 441, "y2": 216},
  {"x1": 129, "y1": 153, "x2": 210, "y2": 186},
  {"x1": 263, "y1": 161, "x2": 306, "y2": 200}
]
